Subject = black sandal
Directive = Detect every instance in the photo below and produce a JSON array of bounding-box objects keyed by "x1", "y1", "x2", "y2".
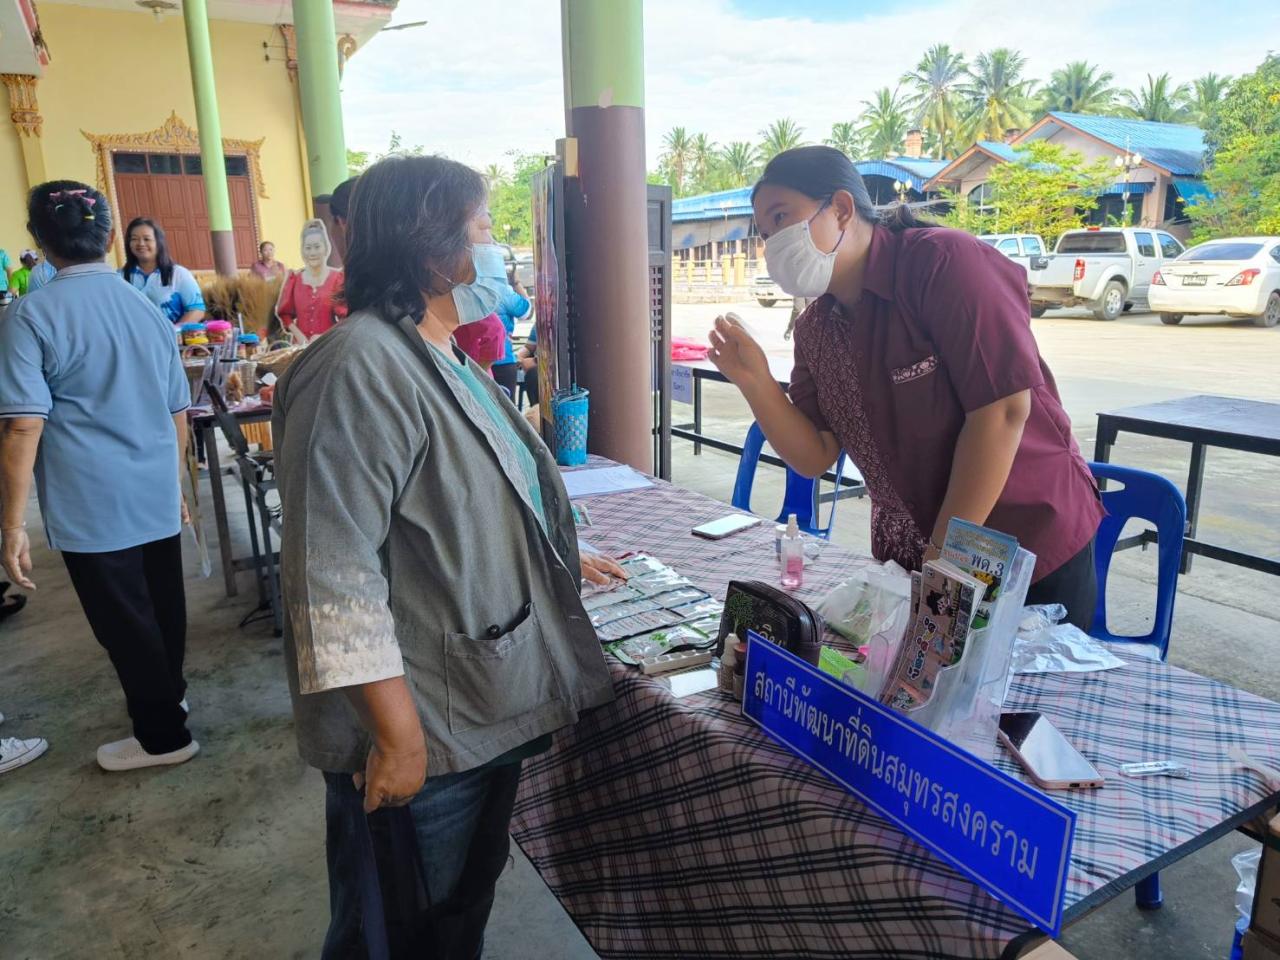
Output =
[{"x1": 0, "y1": 582, "x2": 26, "y2": 621}]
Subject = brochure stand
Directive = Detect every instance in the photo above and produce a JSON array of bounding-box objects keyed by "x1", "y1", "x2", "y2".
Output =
[{"x1": 902, "y1": 547, "x2": 1035, "y2": 760}]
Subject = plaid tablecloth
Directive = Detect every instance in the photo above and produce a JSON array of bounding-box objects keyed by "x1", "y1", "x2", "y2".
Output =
[{"x1": 510, "y1": 466, "x2": 1280, "y2": 959}]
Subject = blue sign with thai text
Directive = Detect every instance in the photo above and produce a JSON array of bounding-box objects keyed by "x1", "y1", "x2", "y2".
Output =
[{"x1": 743, "y1": 632, "x2": 1076, "y2": 935}]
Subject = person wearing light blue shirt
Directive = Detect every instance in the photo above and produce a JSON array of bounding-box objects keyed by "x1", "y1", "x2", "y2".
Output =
[
  {"x1": 490, "y1": 275, "x2": 531, "y2": 399},
  {"x1": 0, "y1": 180, "x2": 198, "y2": 774},
  {"x1": 121, "y1": 217, "x2": 206, "y2": 325},
  {"x1": 26, "y1": 256, "x2": 56, "y2": 291}
]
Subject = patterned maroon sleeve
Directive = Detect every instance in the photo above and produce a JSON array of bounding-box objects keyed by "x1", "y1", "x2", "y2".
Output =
[
  {"x1": 787, "y1": 336, "x2": 832, "y2": 433},
  {"x1": 912, "y1": 231, "x2": 1045, "y2": 412}
]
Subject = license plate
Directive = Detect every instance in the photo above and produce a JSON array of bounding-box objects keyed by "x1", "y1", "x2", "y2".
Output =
[{"x1": 1181, "y1": 275, "x2": 1208, "y2": 286}]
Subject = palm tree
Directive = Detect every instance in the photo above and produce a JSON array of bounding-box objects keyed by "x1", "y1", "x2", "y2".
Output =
[
  {"x1": 721, "y1": 141, "x2": 757, "y2": 186},
  {"x1": 1189, "y1": 72, "x2": 1232, "y2": 125},
  {"x1": 859, "y1": 88, "x2": 911, "y2": 159},
  {"x1": 756, "y1": 118, "x2": 806, "y2": 164},
  {"x1": 824, "y1": 122, "x2": 862, "y2": 159},
  {"x1": 1039, "y1": 61, "x2": 1118, "y2": 114},
  {"x1": 902, "y1": 43, "x2": 967, "y2": 158},
  {"x1": 483, "y1": 163, "x2": 507, "y2": 185},
  {"x1": 690, "y1": 133, "x2": 718, "y2": 191},
  {"x1": 661, "y1": 126, "x2": 694, "y2": 191},
  {"x1": 1121, "y1": 74, "x2": 1192, "y2": 123},
  {"x1": 963, "y1": 48, "x2": 1034, "y2": 141}
]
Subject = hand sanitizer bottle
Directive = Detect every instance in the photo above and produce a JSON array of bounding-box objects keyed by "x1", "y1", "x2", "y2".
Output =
[{"x1": 780, "y1": 513, "x2": 804, "y2": 590}]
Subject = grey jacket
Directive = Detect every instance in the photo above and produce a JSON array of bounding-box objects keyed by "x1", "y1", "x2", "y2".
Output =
[{"x1": 273, "y1": 310, "x2": 614, "y2": 775}]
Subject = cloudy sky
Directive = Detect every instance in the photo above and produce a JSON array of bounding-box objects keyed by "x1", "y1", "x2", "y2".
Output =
[{"x1": 340, "y1": 0, "x2": 1278, "y2": 172}]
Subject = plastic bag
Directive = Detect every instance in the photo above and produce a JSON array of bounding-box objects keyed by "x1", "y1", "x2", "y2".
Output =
[
  {"x1": 1012, "y1": 604, "x2": 1126, "y2": 675},
  {"x1": 816, "y1": 560, "x2": 912, "y2": 694},
  {"x1": 1235, "y1": 847, "x2": 1261, "y2": 921}
]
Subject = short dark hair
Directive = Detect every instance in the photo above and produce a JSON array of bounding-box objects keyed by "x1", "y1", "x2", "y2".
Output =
[
  {"x1": 753, "y1": 145, "x2": 929, "y2": 231},
  {"x1": 328, "y1": 176, "x2": 359, "y2": 221},
  {"x1": 27, "y1": 180, "x2": 113, "y2": 264},
  {"x1": 343, "y1": 156, "x2": 486, "y2": 324},
  {"x1": 259, "y1": 240, "x2": 273, "y2": 254},
  {"x1": 122, "y1": 217, "x2": 176, "y2": 286}
]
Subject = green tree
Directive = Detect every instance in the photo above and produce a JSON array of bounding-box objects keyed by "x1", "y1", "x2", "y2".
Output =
[
  {"x1": 483, "y1": 163, "x2": 507, "y2": 185},
  {"x1": 1189, "y1": 56, "x2": 1280, "y2": 240},
  {"x1": 689, "y1": 133, "x2": 719, "y2": 192},
  {"x1": 383, "y1": 130, "x2": 426, "y2": 156},
  {"x1": 903, "y1": 43, "x2": 968, "y2": 158},
  {"x1": 963, "y1": 48, "x2": 1034, "y2": 141},
  {"x1": 939, "y1": 141, "x2": 1113, "y2": 245},
  {"x1": 1121, "y1": 73, "x2": 1191, "y2": 122},
  {"x1": 1039, "y1": 61, "x2": 1118, "y2": 114},
  {"x1": 859, "y1": 88, "x2": 911, "y2": 159},
  {"x1": 346, "y1": 148, "x2": 370, "y2": 177},
  {"x1": 756, "y1": 118, "x2": 806, "y2": 163},
  {"x1": 720, "y1": 142, "x2": 757, "y2": 186},
  {"x1": 660, "y1": 126, "x2": 694, "y2": 194},
  {"x1": 1189, "y1": 72, "x2": 1233, "y2": 127},
  {"x1": 487, "y1": 152, "x2": 550, "y2": 247},
  {"x1": 824, "y1": 122, "x2": 862, "y2": 159}
]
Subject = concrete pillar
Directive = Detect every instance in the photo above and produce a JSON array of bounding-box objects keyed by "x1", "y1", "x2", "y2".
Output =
[
  {"x1": 721, "y1": 254, "x2": 731, "y2": 286},
  {"x1": 181, "y1": 0, "x2": 237, "y2": 276},
  {"x1": 733, "y1": 252, "x2": 746, "y2": 286},
  {"x1": 292, "y1": 0, "x2": 348, "y2": 204},
  {"x1": 561, "y1": 0, "x2": 651, "y2": 471},
  {"x1": 684, "y1": 258, "x2": 693, "y2": 284}
]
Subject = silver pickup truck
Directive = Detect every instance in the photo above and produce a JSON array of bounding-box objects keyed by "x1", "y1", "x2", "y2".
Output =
[{"x1": 1028, "y1": 227, "x2": 1185, "y2": 320}]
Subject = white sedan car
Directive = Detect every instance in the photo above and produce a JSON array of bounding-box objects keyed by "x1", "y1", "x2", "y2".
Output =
[{"x1": 1149, "y1": 237, "x2": 1280, "y2": 327}]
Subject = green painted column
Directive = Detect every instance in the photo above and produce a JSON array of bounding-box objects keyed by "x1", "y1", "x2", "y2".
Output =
[
  {"x1": 292, "y1": 0, "x2": 348, "y2": 201},
  {"x1": 561, "y1": 0, "x2": 652, "y2": 471},
  {"x1": 181, "y1": 0, "x2": 237, "y2": 276}
]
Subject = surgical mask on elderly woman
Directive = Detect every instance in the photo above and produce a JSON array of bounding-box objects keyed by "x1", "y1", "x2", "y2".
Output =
[{"x1": 440, "y1": 243, "x2": 508, "y2": 325}]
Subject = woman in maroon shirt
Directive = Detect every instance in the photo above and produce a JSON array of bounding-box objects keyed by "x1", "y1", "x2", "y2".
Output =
[{"x1": 709, "y1": 146, "x2": 1104, "y2": 629}]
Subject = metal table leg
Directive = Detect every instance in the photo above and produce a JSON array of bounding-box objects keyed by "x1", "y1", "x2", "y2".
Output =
[
  {"x1": 693, "y1": 374, "x2": 703, "y2": 456},
  {"x1": 1182, "y1": 441, "x2": 1206, "y2": 575},
  {"x1": 203, "y1": 423, "x2": 238, "y2": 597}
]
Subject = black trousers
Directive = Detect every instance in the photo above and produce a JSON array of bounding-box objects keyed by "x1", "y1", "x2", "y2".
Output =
[
  {"x1": 491, "y1": 362, "x2": 518, "y2": 401},
  {"x1": 62, "y1": 534, "x2": 191, "y2": 754},
  {"x1": 1025, "y1": 537, "x2": 1098, "y2": 633}
]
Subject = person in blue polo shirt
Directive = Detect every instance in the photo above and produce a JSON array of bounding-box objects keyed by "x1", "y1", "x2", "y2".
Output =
[
  {"x1": 121, "y1": 217, "x2": 206, "y2": 326},
  {"x1": 0, "y1": 181, "x2": 198, "y2": 773}
]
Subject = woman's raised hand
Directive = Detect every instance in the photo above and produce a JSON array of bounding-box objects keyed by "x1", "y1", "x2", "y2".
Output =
[{"x1": 707, "y1": 313, "x2": 770, "y2": 387}]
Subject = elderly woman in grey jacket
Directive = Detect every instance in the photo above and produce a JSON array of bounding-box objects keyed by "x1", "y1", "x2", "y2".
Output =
[{"x1": 274, "y1": 155, "x2": 621, "y2": 959}]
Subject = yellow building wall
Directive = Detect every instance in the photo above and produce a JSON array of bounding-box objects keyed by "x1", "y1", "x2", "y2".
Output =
[
  {"x1": 0, "y1": 112, "x2": 30, "y2": 261},
  {"x1": 0, "y1": 4, "x2": 310, "y2": 268}
]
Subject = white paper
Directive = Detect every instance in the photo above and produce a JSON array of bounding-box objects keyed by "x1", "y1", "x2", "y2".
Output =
[
  {"x1": 672, "y1": 365, "x2": 694, "y2": 405},
  {"x1": 562, "y1": 465, "x2": 654, "y2": 499},
  {"x1": 667, "y1": 668, "x2": 719, "y2": 698}
]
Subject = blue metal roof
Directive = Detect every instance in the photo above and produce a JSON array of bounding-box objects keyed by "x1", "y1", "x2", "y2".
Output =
[
  {"x1": 976, "y1": 140, "x2": 1017, "y2": 161},
  {"x1": 672, "y1": 187, "x2": 753, "y2": 223},
  {"x1": 855, "y1": 157, "x2": 951, "y2": 192},
  {"x1": 1042, "y1": 112, "x2": 1206, "y2": 175},
  {"x1": 1100, "y1": 181, "x2": 1153, "y2": 195}
]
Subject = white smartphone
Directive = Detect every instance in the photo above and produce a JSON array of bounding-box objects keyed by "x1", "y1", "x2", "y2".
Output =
[
  {"x1": 998, "y1": 711, "x2": 1104, "y2": 790},
  {"x1": 691, "y1": 514, "x2": 762, "y2": 540}
]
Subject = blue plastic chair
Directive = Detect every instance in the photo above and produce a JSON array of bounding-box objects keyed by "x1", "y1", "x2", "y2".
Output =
[
  {"x1": 732, "y1": 422, "x2": 850, "y2": 539},
  {"x1": 1088, "y1": 461, "x2": 1187, "y2": 911}
]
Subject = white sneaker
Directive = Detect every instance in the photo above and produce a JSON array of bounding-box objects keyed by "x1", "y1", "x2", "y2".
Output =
[
  {"x1": 96, "y1": 737, "x2": 199, "y2": 772},
  {"x1": 0, "y1": 736, "x2": 48, "y2": 774}
]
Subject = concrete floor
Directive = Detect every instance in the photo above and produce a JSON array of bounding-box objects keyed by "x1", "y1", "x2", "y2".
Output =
[{"x1": 0, "y1": 303, "x2": 1276, "y2": 959}]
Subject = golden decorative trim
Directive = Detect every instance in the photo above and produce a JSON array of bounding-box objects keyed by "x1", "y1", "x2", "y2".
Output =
[
  {"x1": 278, "y1": 24, "x2": 298, "y2": 82},
  {"x1": 82, "y1": 112, "x2": 270, "y2": 264},
  {"x1": 1, "y1": 73, "x2": 42, "y2": 137},
  {"x1": 337, "y1": 34, "x2": 358, "y2": 76}
]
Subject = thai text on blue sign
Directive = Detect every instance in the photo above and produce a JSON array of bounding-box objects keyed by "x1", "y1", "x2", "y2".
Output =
[{"x1": 743, "y1": 632, "x2": 1076, "y2": 935}]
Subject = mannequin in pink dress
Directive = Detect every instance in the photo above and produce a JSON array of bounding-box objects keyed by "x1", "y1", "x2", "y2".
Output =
[{"x1": 275, "y1": 219, "x2": 347, "y2": 344}]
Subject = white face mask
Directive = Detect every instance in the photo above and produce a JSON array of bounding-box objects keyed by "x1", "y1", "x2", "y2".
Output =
[
  {"x1": 764, "y1": 207, "x2": 843, "y2": 298},
  {"x1": 438, "y1": 243, "x2": 507, "y2": 324}
]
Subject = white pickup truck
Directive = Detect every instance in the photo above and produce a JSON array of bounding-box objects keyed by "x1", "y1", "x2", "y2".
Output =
[{"x1": 1028, "y1": 227, "x2": 1186, "y2": 320}]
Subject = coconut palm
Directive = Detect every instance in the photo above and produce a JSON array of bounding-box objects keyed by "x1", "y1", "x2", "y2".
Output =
[
  {"x1": 1039, "y1": 61, "x2": 1118, "y2": 114},
  {"x1": 483, "y1": 163, "x2": 507, "y2": 185},
  {"x1": 756, "y1": 118, "x2": 806, "y2": 163},
  {"x1": 721, "y1": 141, "x2": 757, "y2": 186},
  {"x1": 690, "y1": 133, "x2": 718, "y2": 191},
  {"x1": 1121, "y1": 74, "x2": 1192, "y2": 123},
  {"x1": 902, "y1": 43, "x2": 967, "y2": 158},
  {"x1": 859, "y1": 87, "x2": 912, "y2": 159},
  {"x1": 661, "y1": 126, "x2": 694, "y2": 192},
  {"x1": 824, "y1": 122, "x2": 862, "y2": 159},
  {"x1": 1189, "y1": 72, "x2": 1232, "y2": 125},
  {"x1": 963, "y1": 48, "x2": 1035, "y2": 141}
]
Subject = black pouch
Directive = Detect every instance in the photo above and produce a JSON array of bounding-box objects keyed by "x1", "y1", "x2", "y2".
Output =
[{"x1": 716, "y1": 580, "x2": 824, "y2": 665}]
